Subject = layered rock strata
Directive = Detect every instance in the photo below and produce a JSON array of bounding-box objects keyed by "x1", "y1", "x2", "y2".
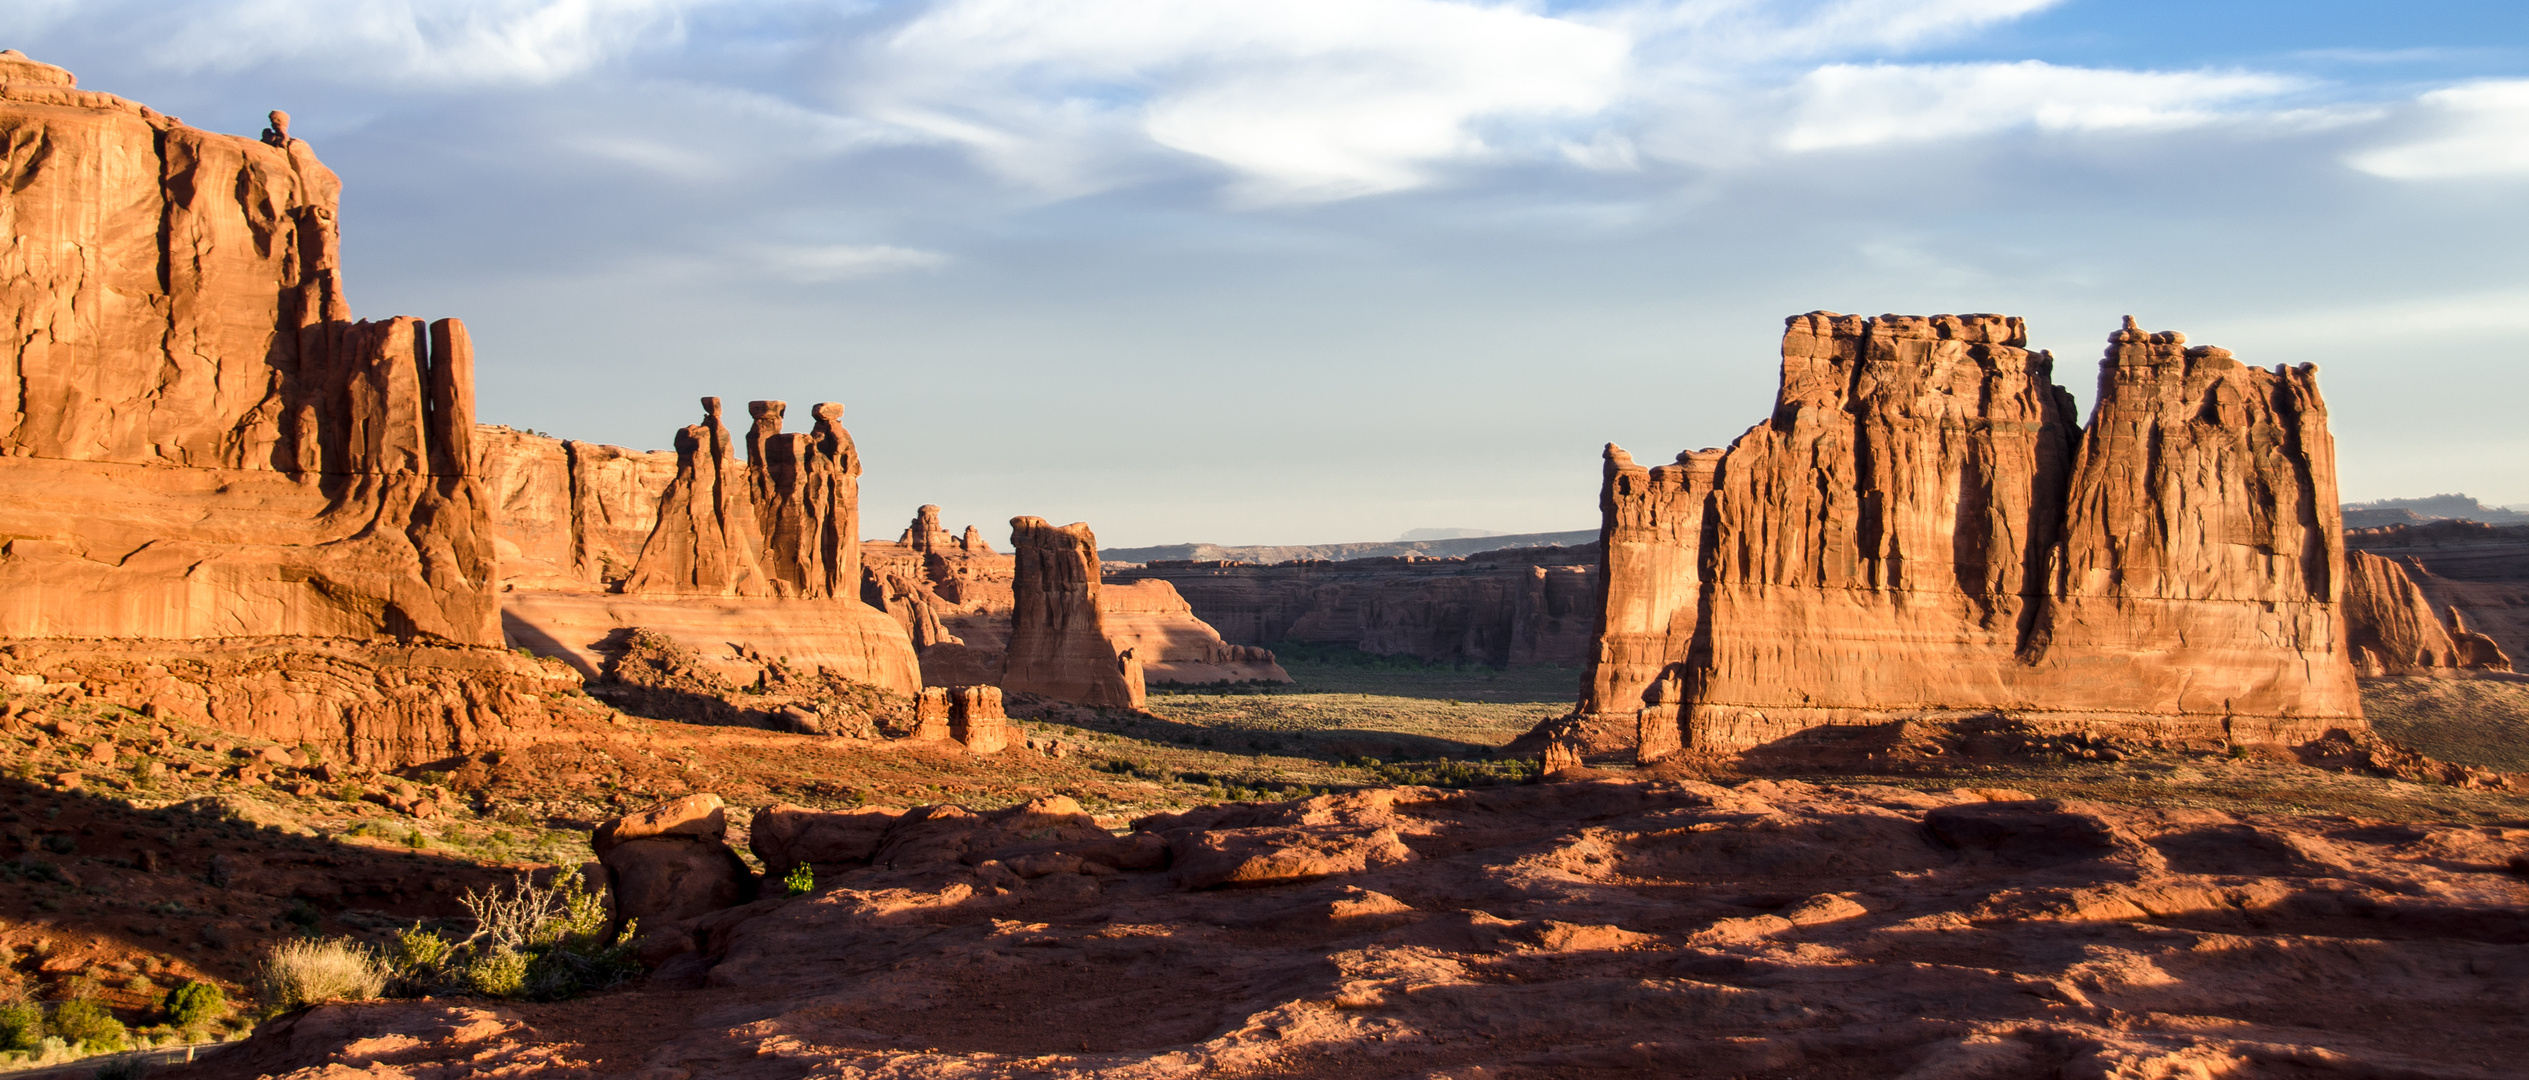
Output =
[
  {"x1": 2346, "y1": 521, "x2": 2529, "y2": 667},
  {"x1": 2342, "y1": 551, "x2": 2513, "y2": 675},
  {"x1": 472, "y1": 426, "x2": 676, "y2": 591},
  {"x1": 0, "y1": 54, "x2": 498, "y2": 647},
  {"x1": 1570, "y1": 313, "x2": 2361, "y2": 760},
  {"x1": 909, "y1": 685, "x2": 1010, "y2": 752},
  {"x1": 1096, "y1": 579, "x2": 1293, "y2": 684},
  {"x1": 1109, "y1": 545, "x2": 1597, "y2": 668},
  {"x1": 1004, "y1": 517, "x2": 1145, "y2": 709}
]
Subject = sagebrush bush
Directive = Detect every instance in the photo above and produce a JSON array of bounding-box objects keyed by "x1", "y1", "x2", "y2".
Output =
[
  {"x1": 465, "y1": 947, "x2": 528, "y2": 997},
  {"x1": 254, "y1": 938, "x2": 387, "y2": 1014},
  {"x1": 46, "y1": 998, "x2": 125, "y2": 1053},
  {"x1": 0, "y1": 1001, "x2": 38, "y2": 1051}
]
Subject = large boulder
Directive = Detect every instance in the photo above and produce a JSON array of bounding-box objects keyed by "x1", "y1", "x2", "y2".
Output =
[
  {"x1": 749, "y1": 803, "x2": 906, "y2": 877},
  {"x1": 594, "y1": 795, "x2": 754, "y2": 935}
]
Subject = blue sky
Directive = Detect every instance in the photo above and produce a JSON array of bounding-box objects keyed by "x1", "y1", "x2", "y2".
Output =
[{"x1": 7, "y1": 0, "x2": 2526, "y2": 545}]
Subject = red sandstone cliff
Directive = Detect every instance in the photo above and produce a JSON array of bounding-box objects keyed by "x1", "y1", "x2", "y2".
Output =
[
  {"x1": 2345, "y1": 521, "x2": 2529, "y2": 669},
  {"x1": 1568, "y1": 313, "x2": 2363, "y2": 761},
  {"x1": 2342, "y1": 551, "x2": 2512, "y2": 675},
  {"x1": 0, "y1": 53, "x2": 498, "y2": 646},
  {"x1": 1003, "y1": 517, "x2": 1144, "y2": 709}
]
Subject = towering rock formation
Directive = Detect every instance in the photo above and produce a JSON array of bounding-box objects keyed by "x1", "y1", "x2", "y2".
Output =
[
  {"x1": 1568, "y1": 313, "x2": 2362, "y2": 760},
  {"x1": 0, "y1": 53, "x2": 497, "y2": 645},
  {"x1": 1004, "y1": 517, "x2": 1145, "y2": 709},
  {"x1": 745, "y1": 401, "x2": 862, "y2": 600},
  {"x1": 624, "y1": 399, "x2": 774, "y2": 597},
  {"x1": 2342, "y1": 551, "x2": 2512, "y2": 675}
]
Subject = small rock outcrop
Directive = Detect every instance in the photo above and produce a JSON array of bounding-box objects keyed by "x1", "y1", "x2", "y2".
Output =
[
  {"x1": 594, "y1": 794, "x2": 754, "y2": 934},
  {"x1": 1004, "y1": 517, "x2": 1145, "y2": 710},
  {"x1": 909, "y1": 685, "x2": 1010, "y2": 751},
  {"x1": 1565, "y1": 313, "x2": 2362, "y2": 761}
]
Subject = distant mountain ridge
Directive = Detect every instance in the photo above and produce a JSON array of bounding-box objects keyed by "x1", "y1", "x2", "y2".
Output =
[
  {"x1": 1100, "y1": 528, "x2": 1598, "y2": 566},
  {"x1": 2344, "y1": 494, "x2": 2529, "y2": 529}
]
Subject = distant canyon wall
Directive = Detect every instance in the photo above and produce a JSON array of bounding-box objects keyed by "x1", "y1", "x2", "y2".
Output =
[
  {"x1": 2344, "y1": 521, "x2": 2529, "y2": 674},
  {"x1": 1557, "y1": 313, "x2": 2364, "y2": 761},
  {"x1": 1107, "y1": 545, "x2": 1598, "y2": 668}
]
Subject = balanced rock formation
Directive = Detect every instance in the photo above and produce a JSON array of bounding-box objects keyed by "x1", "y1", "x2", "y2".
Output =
[
  {"x1": 1110, "y1": 544, "x2": 1597, "y2": 669},
  {"x1": 624, "y1": 398, "x2": 774, "y2": 597},
  {"x1": 1565, "y1": 314, "x2": 2361, "y2": 761},
  {"x1": 1004, "y1": 517, "x2": 1145, "y2": 709},
  {"x1": 0, "y1": 53, "x2": 497, "y2": 646}
]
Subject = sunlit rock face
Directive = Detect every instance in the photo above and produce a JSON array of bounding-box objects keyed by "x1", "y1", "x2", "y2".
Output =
[
  {"x1": 0, "y1": 52, "x2": 497, "y2": 645},
  {"x1": 1571, "y1": 313, "x2": 2362, "y2": 760}
]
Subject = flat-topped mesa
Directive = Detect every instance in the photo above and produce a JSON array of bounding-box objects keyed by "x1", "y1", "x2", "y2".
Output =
[
  {"x1": 0, "y1": 54, "x2": 496, "y2": 645},
  {"x1": 1004, "y1": 517, "x2": 1145, "y2": 710},
  {"x1": 624, "y1": 398, "x2": 775, "y2": 597},
  {"x1": 1565, "y1": 312, "x2": 2361, "y2": 761}
]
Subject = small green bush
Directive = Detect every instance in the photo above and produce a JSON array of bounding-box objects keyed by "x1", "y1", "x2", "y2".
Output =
[
  {"x1": 782, "y1": 864, "x2": 814, "y2": 896},
  {"x1": 93, "y1": 1052, "x2": 152, "y2": 1078},
  {"x1": 389, "y1": 927, "x2": 452, "y2": 977},
  {"x1": 465, "y1": 947, "x2": 528, "y2": 997},
  {"x1": 0, "y1": 1001, "x2": 40, "y2": 1051},
  {"x1": 161, "y1": 981, "x2": 227, "y2": 1030},
  {"x1": 47, "y1": 998, "x2": 126, "y2": 1053}
]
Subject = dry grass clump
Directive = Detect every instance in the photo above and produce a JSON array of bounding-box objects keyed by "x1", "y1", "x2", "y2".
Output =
[
  {"x1": 2360, "y1": 676, "x2": 2529, "y2": 773},
  {"x1": 254, "y1": 938, "x2": 386, "y2": 1014}
]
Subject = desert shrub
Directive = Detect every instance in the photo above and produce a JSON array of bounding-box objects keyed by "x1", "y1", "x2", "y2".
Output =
[
  {"x1": 0, "y1": 1001, "x2": 40, "y2": 1051},
  {"x1": 253, "y1": 938, "x2": 386, "y2": 1014},
  {"x1": 161, "y1": 981, "x2": 227, "y2": 1030},
  {"x1": 93, "y1": 1054, "x2": 152, "y2": 1078},
  {"x1": 47, "y1": 998, "x2": 125, "y2": 1053},
  {"x1": 465, "y1": 948, "x2": 528, "y2": 997},
  {"x1": 388, "y1": 874, "x2": 635, "y2": 1002},
  {"x1": 782, "y1": 864, "x2": 814, "y2": 896}
]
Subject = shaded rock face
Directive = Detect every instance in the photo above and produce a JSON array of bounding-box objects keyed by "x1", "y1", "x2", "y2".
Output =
[
  {"x1": 1004, "y1": 517, "x2": 1145, "y2": 710},
  {"x1": 2343, "y1": 551, "x2": 2513, "y2": 675},
  {"x1": 1110, "y1": 544, "x2": 1598, "y2": 668},
  {"x1": 1096, "y1": 579, "x2": 1292, "y2": 685},
  {"x1": 0, "y1": 56, "x2": 497, "y2": 646},
  {"x1": 1578, "y1": 314, "x2": 2361, "y2": 760},
  {"x1": 2346, "y1": 520, "x2": 2529, "y2": 669}
]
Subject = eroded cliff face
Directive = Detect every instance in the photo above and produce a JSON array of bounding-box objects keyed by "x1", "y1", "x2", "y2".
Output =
[
  {"x1": 2345, "y1": 521, "x2": 2529, "y2": 669},
  {"x1": 1004, "y1": 517, "x2": 1144, "y2": 709},
  {"x1": 1098, "y1": 579, "x2": 1291, "y2": 685},
  {"x1": 2342, "y1": 551, "x2": 2513, "y2": 675},
  {"x1": 1108, "y1": 546, "x2": 1597, "y2": 668},
  {"x1": 1573, "y1": 313, "x2": 2362, "y2": 760},
  {"x1": 0, "y1": 54, "x2": 498, "y2": 647},
  {"x1": 473, "y1": 426, "x2": 677, "y2": 591}
]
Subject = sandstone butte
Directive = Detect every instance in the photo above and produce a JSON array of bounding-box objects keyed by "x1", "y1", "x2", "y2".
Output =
[
  {"x1": 1545, "y1": 312, "x2": 2369, "y2": 764},
  {"x1": 1003, "y1": 517, "x2": 1147, "y2": 710},
  {"x1": 0, "y1": 52, "x2": 594, "y2": 763}
]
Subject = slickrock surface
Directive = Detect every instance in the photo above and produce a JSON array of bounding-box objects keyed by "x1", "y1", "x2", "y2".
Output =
[
  {"x1": 2347, "y1": 521, "x2": 2529, "y2": 668},
  {"x1": 2344, "y1": 551, "x2": 2512, "y2": 675},
  {"x1": 1005, "y1": 518, "x2": 1146, "y2": 710},
  {"x1": 194, "y1": 778, "x2": 2529, "y2": 1079},
  {"x1": 0, "y1": 55, "x2": 497, "y2": 646},
  {"x1": 1572, "y1": 314, "x2": 2360, "y2": 761},
  {"x1": 1110, "y1": 544, "x2": 1598, "y2": 668}
]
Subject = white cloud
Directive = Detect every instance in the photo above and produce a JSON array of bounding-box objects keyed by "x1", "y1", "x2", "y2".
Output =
[
  {"x1": 2348, "y1": 80, "x2": 2529, "y2": 180},
  {"x1": 743, "y1": 243, "x2": 950, "y2": 282},
  {"x1": 141, "y1": 0, "x2": 704, "y2": 84},
  {"x1": 1778, "y1": 61, "x2": 2299, "y2": 150},
  {"x1": 861, "y1": 0, "x2": 1629, "y2": 202}
]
